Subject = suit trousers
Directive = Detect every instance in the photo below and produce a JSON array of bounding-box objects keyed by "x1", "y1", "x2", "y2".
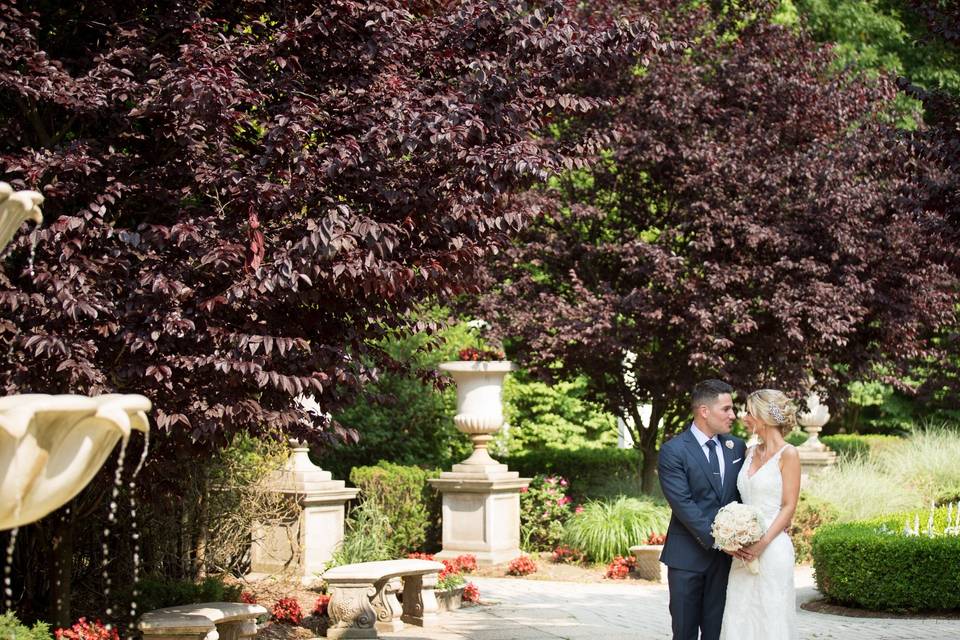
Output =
[{"x1": 667, "y1": 552, "x2": 730, "y2": 640}]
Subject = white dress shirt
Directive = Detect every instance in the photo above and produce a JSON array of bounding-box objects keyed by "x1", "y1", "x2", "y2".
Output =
[{"x1": 691, "y1": 423, "x2": 724, "y2": 484}]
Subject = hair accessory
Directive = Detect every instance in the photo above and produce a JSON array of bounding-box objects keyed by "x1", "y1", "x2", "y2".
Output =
[{"x1": 769, "y1": 404, "x2": 786, "y2": 424}]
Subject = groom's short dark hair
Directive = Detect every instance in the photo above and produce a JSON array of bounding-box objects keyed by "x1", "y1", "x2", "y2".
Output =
[{"x1": 691, "y1": 379, "x2": 734, "y2": 412}]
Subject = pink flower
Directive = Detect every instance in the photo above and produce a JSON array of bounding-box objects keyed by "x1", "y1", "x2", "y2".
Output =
[
  {"x1": 519, "y1": 487, "x2": 528, "y2": 493},
  {"x1": 575, "y1": 505, "x2": 584, "y2": 514}
]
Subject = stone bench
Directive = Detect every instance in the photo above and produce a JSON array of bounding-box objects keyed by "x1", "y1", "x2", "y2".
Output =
[
  {"x1": 139, "y1": 602, "x2": 268, "y2": 640},
  {"x1": 322, "y1": 558, "x2": 445, "y2": 639}
]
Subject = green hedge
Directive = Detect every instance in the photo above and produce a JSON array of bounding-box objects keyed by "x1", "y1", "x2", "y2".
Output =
[
  {"x1": 785, "y1": 432, "x2": 902, "y2": 460},
  {"x1": 500, "y1": 447, "x2": 641, "y2": 500},
  {"x1": 350, "y1": 461, "x2": 441, "y2": 554},
  {"x1": 811, "y1": 509, "x2": 960, "y2": 611}
]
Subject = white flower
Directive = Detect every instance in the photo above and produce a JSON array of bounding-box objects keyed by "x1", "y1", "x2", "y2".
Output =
[
  {"x1": 725, "y1": 440, "x2": 734, "y2": 449},
  {"x1": 711, "y1": 502, "x2": 765, "y2": 574}
]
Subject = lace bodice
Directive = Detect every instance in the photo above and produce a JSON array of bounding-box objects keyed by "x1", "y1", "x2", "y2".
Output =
[{"x1": 737, "y1": 444, "x2": 791, "y2": 526}]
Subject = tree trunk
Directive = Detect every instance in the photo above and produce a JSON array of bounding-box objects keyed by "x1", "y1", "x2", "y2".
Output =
[
  {"x1": 49, "y1": 509, "x2": 75, "y2": 628},
  {"x1": 194, "y1": 469, "x2": 210, "y2": 579},
  {"x1": 630, "y1": 401, "x2": 665, "y2": 495}
]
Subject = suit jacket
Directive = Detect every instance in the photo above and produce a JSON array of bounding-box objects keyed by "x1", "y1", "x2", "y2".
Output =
[{"x1": 658, "y1": 427, "x2": 747, "y2": 572}]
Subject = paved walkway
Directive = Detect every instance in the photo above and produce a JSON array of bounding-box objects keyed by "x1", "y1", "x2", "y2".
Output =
[{"x1": 388, "y1": 567, "x2": 960, "y2": 640}]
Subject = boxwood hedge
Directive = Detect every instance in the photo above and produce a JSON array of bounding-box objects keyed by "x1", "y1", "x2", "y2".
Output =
[{"x1": 811, "y1": 508, "x2": 960, "y2": 611}]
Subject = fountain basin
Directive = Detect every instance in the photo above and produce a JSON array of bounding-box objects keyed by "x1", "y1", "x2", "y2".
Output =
[{"x1": 0, "y1": 394, "x2": 151, "y2": 530}]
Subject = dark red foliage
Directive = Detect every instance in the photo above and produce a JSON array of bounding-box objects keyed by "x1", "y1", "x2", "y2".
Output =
[
  {"x1": 0, "y1": 1, "x2": 661, "y2": 453},
  {"x1": 479, "y1": 3, "x2": 958, "y2": 490}
]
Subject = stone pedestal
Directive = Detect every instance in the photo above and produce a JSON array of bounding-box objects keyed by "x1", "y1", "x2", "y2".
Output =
[
  {"x1": 248, "y1": 442, "x2": 358, "y2": 584},
  {"x1": 430, "y1": 360, "x2": 529, "y2": 566},
  {"x1": 430, "y1": 471, "x2": 529, "y2": 566},
  {"x1": 797, "y1": 392, "x2": 837, "y2": 485}
]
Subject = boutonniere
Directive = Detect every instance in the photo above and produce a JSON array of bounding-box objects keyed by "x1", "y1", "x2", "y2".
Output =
[{"x1": 724, "y1": 440, "x2": 734, "y2": 449}]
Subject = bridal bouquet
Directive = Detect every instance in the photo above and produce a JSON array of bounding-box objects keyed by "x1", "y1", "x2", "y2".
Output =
[{"x1": 711, "y1": 502, "x2": 765, "y2": 574}]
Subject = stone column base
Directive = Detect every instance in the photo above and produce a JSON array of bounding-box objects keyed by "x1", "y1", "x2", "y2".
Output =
[
  {"x1": 428, "y1": 469, "x2": 530, "y2": 567},
  {"x1": 798, "y1": 448, "x2": 837, "y2": 486}
]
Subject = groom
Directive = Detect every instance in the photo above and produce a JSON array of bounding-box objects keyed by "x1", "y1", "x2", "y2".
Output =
[{"x1": 658, "y1": 379, "x2": 747, "y2": 640}]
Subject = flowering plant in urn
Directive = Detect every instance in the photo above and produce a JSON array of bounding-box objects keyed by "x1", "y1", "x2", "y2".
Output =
[{"x1": 711, "y1": 502, "x2": 765, "y2": 574}]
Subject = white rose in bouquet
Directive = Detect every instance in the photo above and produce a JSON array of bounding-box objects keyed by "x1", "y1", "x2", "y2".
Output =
[{"x1": 711, "y1": 502, "x2": 765, "y2": 574}]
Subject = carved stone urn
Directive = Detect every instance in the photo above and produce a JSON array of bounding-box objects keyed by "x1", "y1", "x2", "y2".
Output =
[
  {"x1": 797, "y1": 392, "x2": 836, "y2": 484},
  {"x1": 439, "y1": 360, "x2": 515, "y2": 472}
]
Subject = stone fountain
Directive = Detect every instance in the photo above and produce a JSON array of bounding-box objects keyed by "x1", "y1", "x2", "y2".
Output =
[{"x1": 0, "y1": 182, "x2": 151, "y2": 531}]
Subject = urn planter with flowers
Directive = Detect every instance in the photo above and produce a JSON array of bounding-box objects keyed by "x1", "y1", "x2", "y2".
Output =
[
  {"x1": 629, "y1": 533, "x2": 667, "y2": 583},
  {"x1": 428, "y1": 351, "x2": 530, "y2": 566}
]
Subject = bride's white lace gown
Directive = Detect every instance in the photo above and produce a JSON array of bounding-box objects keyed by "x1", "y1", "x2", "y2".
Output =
[{"x1": 720, "y1": 444, "x2": 798, "y2": 640}]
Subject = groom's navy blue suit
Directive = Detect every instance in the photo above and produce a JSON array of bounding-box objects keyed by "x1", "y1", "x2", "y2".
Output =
[{"x1": 659, "y1": 426, "x2": 747, "y2": 640}]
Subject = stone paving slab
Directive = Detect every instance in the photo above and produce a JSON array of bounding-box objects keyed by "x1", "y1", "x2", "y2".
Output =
[{"x1": 384, "y1": 567, "x2": 960, "y2": 640}]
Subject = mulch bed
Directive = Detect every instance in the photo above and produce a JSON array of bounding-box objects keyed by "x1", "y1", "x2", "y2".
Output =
[{"x1": 801, "y1": 599, "x2": 960, "y2": 620}]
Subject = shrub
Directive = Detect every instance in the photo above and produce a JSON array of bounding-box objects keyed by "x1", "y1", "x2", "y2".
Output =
[
  {"x1": 271, "y1": 597, "x2": 304, "y2": 625},
  {"x1": 821, "y1": 434, "x2": 902, "y2": 460},
  {"x1": 605, "y1": 555, "x2": 636, "y2": 580},
  {"x1": 0, "y1": 613, "x2": 52, "y2": 640},
  {"x1": 54, "y1": 619, "x2": 117, "y2": 640},
  {"x1": 804, "y1": 457, "x2": 923, "y2": 522},
  {"x1": 520, "y1": 474, "x2": 573, "y2": 551},
  {"x1": 501, "y1": 448, "x2": 641, "y2": 501},
  {"x1": 463, "y1": 582, "x2": 480, "y2": 603},
  {"x1": 500, "y1": 375, "x2": 618, "y2": 453},
  {"x1": 811, "y1": 508, "x2": 960, "y2": 611},
  {"x1": 135, "y1": 575, "x2": 243, "y2": 611},
  {"x1": 784, "y1": 432, "x2": 903, "y2": 460},
  {"x1": 328, "y1": 500, "x2": 395, "y2": 567},
  {"x1": 789, "y1": 492, "x2": 839, "y2": 563},
  {"x1": 240, "y1": 592, "x2": 257, "y2": 604},
  {"x1": 551, "y1": 545, "x2": 586, "y2": 564},
  {"x1": 562, "y1": 497, "x2": 671, "y2": 563},
  {"x1": 506, "y1": 556, "x2": 537, "y2": 576},
  {"x1": 349, "y1": 461, "x2": 441, "y2": 555}
]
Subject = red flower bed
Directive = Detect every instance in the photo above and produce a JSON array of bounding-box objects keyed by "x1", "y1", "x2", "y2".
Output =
[
  {"x1": 271, "y1": 597, "x2": 304, "y2": 625},
  {"x1": 240, "y1": 591, "x2": 257, "y2": 604},
  {"x1": 507, "y1": 555, "x2": 537, "y2": 576},
  {"x1": 313, "y1": 594, "x2": 331, "y2": 617},
  {"x1": 605, "y1": 555, "x2": 636, "y2": 579},
  {"x1": 646, "y1": 532, "x2": 666, "y2": 545},
  {"x1": 55, "y1": 619, "x2": 118, "y2": 640},
  {"x1": 463, "y1": 582, "x2": 480, "y2": 603},
  {"x1": 551, "y1": 545, "x2": 585, "y2": 564}
]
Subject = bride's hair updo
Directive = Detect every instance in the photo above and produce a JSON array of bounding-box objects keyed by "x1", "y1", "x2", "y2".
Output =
[{"x1": 746, "y1": 389, "x2": 798, "y2": 437}]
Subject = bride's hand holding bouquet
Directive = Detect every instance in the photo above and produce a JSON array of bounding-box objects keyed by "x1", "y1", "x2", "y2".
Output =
[{"x1": 711, "y1": 502, "x2": 765, "y2": 574}]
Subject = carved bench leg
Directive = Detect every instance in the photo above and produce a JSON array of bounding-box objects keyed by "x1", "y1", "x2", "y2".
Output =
[
  {"x1": 215, "y1": 619, "x2": 257, "y2": 640},
  {"x1": 327, "y1": 583, "x2": 379, "y2": 639},
  {"x1": 373, "y1": 577, "x2": 404, "y2": 633},
  {"x1": 400, "y1": 573, "x2": 440, "y2": 628}
]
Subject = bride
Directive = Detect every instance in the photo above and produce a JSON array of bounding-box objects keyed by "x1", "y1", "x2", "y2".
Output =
[{"x1": 720, "y1": 389, "x2": 801, "y2": 640}]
